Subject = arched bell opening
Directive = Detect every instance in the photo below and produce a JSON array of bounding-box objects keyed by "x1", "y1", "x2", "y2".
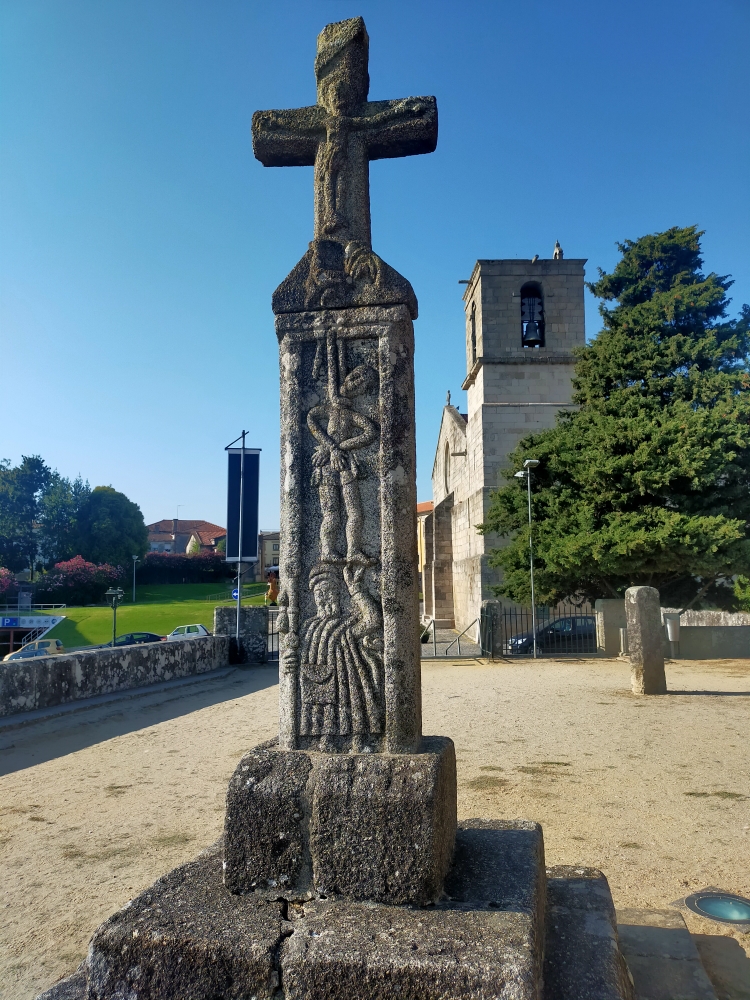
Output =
[
  {"x1": 520, "y1": 282, "x2": 545, "y2": 348},
  {"x1": 444, "y1": 440, "x2": 451, "y2": 494},
  {"x1": 470, "y1": 302, "x2": 477, "y2": 364}
]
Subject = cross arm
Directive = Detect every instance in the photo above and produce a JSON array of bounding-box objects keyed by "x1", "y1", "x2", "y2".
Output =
[
  {"x1": 360, "y1": 96, "x2": 438, "y2": 161},
  {"x1": 252, "y1": 105, "x2": 327, "y2": 167}
]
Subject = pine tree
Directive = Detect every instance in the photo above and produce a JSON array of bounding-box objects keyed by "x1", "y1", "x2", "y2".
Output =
[{"x1": 481, "y1": 227, "x2": 750, "y2": 609}]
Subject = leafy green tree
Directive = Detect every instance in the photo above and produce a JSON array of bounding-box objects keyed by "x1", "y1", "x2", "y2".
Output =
[
  {"x1": 74, "y1": 486, "x2": 149, "y2": 569},
  {"x1": 38, "y1": 473, "x2": 91, "y2": 564},
  {"x1": 481, "y1": 226, "x2": 750, "y2": 609},
  {"x1": 0, "y1": 455, "x2": 52, "y2": 574}
]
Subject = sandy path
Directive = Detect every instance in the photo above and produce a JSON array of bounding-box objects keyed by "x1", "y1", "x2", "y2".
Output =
[{"x1": 1, "y1": 658, "x2": 749, "y2": 999}]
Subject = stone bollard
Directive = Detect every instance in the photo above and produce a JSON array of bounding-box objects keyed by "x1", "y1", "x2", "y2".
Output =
[
  {"x1": 625, "y1": 586, "x2": 667, "y2": 694},
  {"x1": 213, "y1": 606, "x2": 268, "y2": 664}
]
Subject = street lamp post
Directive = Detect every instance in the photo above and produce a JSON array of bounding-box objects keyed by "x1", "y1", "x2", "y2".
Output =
[
  {"x1": 132, "y1": 555, "x2": 139, "y2": 603},
  {"x1": 105, "y1": 587, "x2": 124, "y2": 647},
  {"x1": 515, "y1": 459, "x2": 540, "y2": 658}
]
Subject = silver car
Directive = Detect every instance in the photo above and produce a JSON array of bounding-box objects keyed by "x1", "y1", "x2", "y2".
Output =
[{"x1": 165, "y1": 624, "x2": 211, "y2": 641}]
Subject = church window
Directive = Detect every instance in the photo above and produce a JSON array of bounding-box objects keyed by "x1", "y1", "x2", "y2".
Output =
[
  {"x1": 470, "y1": 303, "x2": 477, "y2": 364},
  {"x1": 444, "y1": 441, "x2": 451, "y2": 494},
  {"x1": 520, "y1": 283, "x2": 545, "y2": 348}
]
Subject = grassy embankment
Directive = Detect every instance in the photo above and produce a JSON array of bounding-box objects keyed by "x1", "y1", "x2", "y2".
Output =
[{"x1": 45, "y1": 582, "x2": 267, "y2": 649}]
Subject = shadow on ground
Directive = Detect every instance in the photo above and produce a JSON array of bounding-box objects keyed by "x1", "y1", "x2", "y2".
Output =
[{"x1": 0, "y1": 666, "x2": 278, "y2": 776}]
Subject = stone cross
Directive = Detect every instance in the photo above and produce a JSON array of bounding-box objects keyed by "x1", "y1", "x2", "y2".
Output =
[
  {"x1": 254, "y1": 18, "x2": 437, "y2": 757},
  {"x1": 252, "y1": 17, "x2": 437, "y2": 249}
]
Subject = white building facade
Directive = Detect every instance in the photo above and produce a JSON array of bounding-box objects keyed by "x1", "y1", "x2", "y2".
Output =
[{"x1": 423, "y1": 255, "x2": 586, "y2": 631}]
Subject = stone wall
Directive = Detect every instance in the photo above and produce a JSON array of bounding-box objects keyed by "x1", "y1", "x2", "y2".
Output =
[
  {"x1": 596, "y1": 599, "x2": 750, "y2": 659},
  {"x1": 213, "y1": 606, "x2": 268, "y2": 663},
  {"x1": 0, "y1": 636, "x2": 233, "y2": 718}
]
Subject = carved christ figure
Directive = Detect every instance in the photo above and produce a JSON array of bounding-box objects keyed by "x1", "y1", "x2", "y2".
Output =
[
  {"x1": 307, "y1": 336, "x2": 378, "y2": 564},
  {"x1": 252, "y1": 17, "x2": 438, "y2": 248}
]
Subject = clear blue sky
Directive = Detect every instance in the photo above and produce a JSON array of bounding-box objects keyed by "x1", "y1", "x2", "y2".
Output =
[{"x1": 2, "y1": 0, "x2": 748, "y2": 530}]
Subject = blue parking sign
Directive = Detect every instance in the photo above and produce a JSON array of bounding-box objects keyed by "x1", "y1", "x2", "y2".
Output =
[{"x1": 2, "y1": 617, "x2": 19, "y2": 628}]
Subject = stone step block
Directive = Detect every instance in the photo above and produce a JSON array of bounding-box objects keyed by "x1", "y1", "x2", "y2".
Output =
[
  {"x1": 616, "y1": 908, "x2": 718, "y2": 1000},
  {"x1": 543, "y1": 865, "x2": 635, "y2": 1000},
  {"x1": 223, "y1": 735, "x2": 457, "y2": 906}
]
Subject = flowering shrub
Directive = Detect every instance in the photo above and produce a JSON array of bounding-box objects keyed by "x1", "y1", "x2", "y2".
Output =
[
  {"x1": 136, "y1": 551, "x2": 232, "y2": 585},
  {"x1": 35, "y1": 555, "x2": 124, "y2": 606},
  {"x1": 0, "y1": 567, "x2": 16, "y2": 597}
]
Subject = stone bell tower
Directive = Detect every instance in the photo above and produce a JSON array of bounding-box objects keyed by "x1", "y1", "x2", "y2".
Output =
[{"x1": 428, "y1": 250, "x2": 586, "y2": 631}]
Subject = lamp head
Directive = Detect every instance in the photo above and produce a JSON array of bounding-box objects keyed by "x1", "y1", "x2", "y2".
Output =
[
  {"x1": 514, "y1": 471, "x2": 526, "y2": 479},
  {"x1": 523, "y1": 459, "x2": 540, "y2": 469}
]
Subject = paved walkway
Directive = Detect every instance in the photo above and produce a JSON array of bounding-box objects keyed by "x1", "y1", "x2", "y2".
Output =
[{"x1": 2, "y1": 658, "x2": 750, "y2": 999}]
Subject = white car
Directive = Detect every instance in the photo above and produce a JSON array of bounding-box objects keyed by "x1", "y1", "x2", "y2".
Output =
[{"x1": 165, "y1": 624, "x2": 211, "y2": 641}]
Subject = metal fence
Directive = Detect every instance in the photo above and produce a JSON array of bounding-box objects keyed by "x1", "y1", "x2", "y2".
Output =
[
  {"x1": 267, "y1": 608, "x2": 279, "y2": 661},
  {"x1": 499, "y1": 601, "x2": 595, "y2": 657}
]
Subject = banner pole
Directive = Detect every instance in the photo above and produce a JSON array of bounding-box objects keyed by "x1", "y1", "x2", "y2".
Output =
[{"x1": 236, "y1": 429, "x2": 246, "y2": 645}]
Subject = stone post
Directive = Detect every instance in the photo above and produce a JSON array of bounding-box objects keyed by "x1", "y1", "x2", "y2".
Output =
[
  {"x1": 625, "y1": 586, "x2": 667, "y2": 694},
  {"x1": 213, "y1": 606, "x2": 268, "y2": 663}
]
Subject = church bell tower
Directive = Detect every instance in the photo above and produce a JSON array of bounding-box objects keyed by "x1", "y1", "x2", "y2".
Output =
[{"x1": 428, "y1": 248, "x2": 586, "y2": 631}]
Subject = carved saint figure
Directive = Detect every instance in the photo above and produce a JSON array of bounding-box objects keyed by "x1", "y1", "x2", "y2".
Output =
[
  {"x1": 307, "y1": 356, "x2": 378, "y2": 565},
  {"x1": 299, "y1": 562, "x2": 384, "y2": 749}
]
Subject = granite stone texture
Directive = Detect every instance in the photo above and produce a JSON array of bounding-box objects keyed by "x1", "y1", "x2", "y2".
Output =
[
  {"x1": 224, "y1": 736, "x2": 457, "y2": 905},
  {"x1": 36, "y1": 968, "x2": 87, "y2": 1000},
  {"x1": 213, "y1": 605, "x2": 268, "y2": 663},
  {"x1": 616, "y1": 908, "x2": 718, "y2": 1000},
  {"x1": 36, "y1": 824, "x2": 639, "y2": 1000},
  {"x1": 0, "y1": 636, "x2": 232, "y2": 719},
  {"x1": 275, "y1": 305, "x2": 422, "y2": 755},
  {"x1": 252, "y1": 17, "x2": 436, "y2": 318},
  {"x1": 625, "y1": 587, "x2": 667, "y2": 695},
  {"x1": 544, "y1": 866, "x2": 634, "y2": 1000},
  {"x1": 279, "y1": 818, "x2": 546, "y2": 1000},
  {"x1": 86, "y1": 842, "x2": 288, "y2": 1000}
]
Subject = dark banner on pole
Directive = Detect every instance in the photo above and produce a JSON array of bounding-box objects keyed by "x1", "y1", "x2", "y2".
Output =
[{"x1": 226, "y1": 449, "x2": 260, "y2": 562}]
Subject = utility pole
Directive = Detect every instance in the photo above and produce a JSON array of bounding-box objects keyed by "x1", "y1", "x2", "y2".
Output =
[{"x1": 516, "y1": 459, "x2": 540, "y2": 658}]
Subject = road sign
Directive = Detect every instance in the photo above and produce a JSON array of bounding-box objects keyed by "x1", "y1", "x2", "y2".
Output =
[{"x1": 232, "y1": 588, "x2": 239, "y2": 600}]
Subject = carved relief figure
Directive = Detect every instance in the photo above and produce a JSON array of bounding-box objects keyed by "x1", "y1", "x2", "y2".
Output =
[
  {"x1": 307, "y1": 336, "x2": 378, "y2": 565},
  {"x1": 299, "y1": 562, "x2": 384, "y2": 750}
]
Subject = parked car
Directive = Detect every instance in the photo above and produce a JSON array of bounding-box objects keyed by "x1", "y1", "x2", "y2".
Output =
[
  {"x1": 111, "y1": 632, "x2": 165, "y2": 647},
  {"x1": 503, "y1": 616, "x2": 597, "y2": 656},
  {"x1": 165, "y1": 624, "x2": 211, "y2": 641},
  {"x1": 3, "y1": 638, "x2": 65, "y2": 661}
]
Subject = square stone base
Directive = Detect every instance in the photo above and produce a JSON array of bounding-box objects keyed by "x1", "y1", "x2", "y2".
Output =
[
  {"x1": 223, "y1": 736, "x2": 457, "y2": 906},
  {"x1": 38, "y1": 822, "x2": 635, "y2": 1000}
]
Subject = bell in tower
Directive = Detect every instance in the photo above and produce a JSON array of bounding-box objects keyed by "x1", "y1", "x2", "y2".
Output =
[{"x1": 521, "y1": 283, "x2": 545, "y2": 347}]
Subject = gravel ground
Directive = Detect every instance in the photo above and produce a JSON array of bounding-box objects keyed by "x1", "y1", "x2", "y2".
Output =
[{"x1": 1, "y1": 657, "x2": 749, "y2": 999}]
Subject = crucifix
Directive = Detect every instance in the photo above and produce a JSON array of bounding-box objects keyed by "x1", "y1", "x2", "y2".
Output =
[{"x1": 252, "y1": 16, "x2": 437, "y2": 251}]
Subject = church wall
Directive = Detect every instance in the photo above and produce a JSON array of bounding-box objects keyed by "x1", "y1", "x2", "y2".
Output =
[{"x1": 434, "y1": 257, "x2": 586, "y2": 634}]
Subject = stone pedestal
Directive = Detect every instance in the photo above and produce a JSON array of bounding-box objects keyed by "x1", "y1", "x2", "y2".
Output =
[
  {"x1": 625, "y1": 586, "x2": 667, "y2": 694},
  {"x1": 43, "y1": 822, "x2": 634, "y2": 1000},
  {"x1": 223, "y1": 736, "x2": 457, "y2": 905}
]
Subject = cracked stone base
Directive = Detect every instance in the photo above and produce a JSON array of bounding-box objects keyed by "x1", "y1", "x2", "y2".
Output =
[
  {"x1": 37, "y1": 822, "x2": 637, "y2": 1000},
  {"x1": 223, "y1": 736, "x2": 457, "y2": 905}
]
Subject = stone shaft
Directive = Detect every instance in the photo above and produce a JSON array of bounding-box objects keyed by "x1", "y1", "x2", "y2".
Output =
[
  {"x1": 625, "y1": 586, "x2": 667, "y2": 695},
  {"x1": 223, "y1": 737, "x2": 457, "y2": 906},
  {"x1": 276, "y1": 305, "x2": 421, "y2": 753}
]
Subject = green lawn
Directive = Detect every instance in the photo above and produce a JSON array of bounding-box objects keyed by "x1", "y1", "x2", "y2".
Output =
[{"x1": 45, "y1": 583, "x2": 268, "y2": 649}]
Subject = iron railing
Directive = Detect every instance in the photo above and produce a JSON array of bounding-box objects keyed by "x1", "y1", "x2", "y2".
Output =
[{"x1": 500, "y1": 601, "x2": 595, "y2": 657}]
